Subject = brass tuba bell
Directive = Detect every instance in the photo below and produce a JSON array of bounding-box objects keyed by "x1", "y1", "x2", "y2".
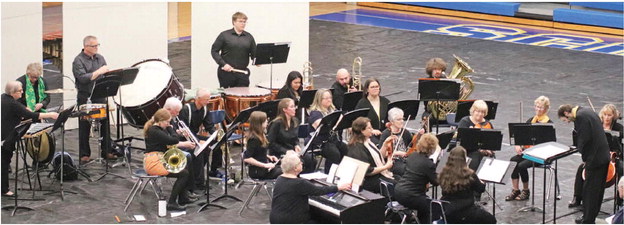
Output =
[
  {"x1": 160, "y1": 145, "x2": 188, "y2": 173},
  {"x1": 302, "y1": 61, "x2": 314, "y2": 90},
  {"x1": 351, "y1": 57, "x2": 363, "y2": 91},
  {"x1": 428, "y1": 54, "x2": 475, "y2": 121}
]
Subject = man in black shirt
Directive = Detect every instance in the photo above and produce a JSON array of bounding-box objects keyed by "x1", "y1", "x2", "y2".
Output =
[
  {"x1": 559, "y1": 104, "x2": 610, "y2": 224},
  {"x1": 211, "y1": 11, "x2": 257, "y2": 88},
  {"x1": 178, "y1": 89, "x2": 221, "y2": 187},
  {"x1": 16, "y1": 62, "x2": 50, "y2": 113},
  {"x1": 330, "y1": 68, "x2": 357, "y2": 110},
  {"x1": 72, "y1": 35, "x2": 114, "y2": 164},
  {"x1": 2, "y1": 81, "x2": 58, "y2": 196}
]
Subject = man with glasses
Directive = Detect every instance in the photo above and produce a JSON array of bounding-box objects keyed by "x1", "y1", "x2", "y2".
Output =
[
  {"x1": 16, "y1": 62, "x2": 50, "y2": 113},
  {"x1": 72, "y1": 35, "x2": 116, "y2": 164},
  {"x1": 211, "y1": 11, "x2": 257, "y2": 88}
]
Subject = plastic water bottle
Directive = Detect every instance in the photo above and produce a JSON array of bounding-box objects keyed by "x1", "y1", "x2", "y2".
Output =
[{"x1": 158, "y1": 195, "x2": 167, "y2": 217}]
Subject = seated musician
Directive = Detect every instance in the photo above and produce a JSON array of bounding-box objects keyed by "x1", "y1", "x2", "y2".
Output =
[
  {"x1": 330, "y1": 68, "x2": 357, "y2": 110},
  {"x1": 276, "y1": 71, "x2": 303, "y2": 104},
  {"x1": 307, "y1": 89, "x2": 347, "y2": 173},
  {"x1": 355, "y1": 78, "x2": 389, "y2": 145},
  {"x1": 16, "y1": 62, "x2": 50, "y2": 113},
  {"x1": 394, "y1": 133, "x2": 439, "y2": 223},
  {"x1": 610, "y1": 177, "x2": 624, "y2": 224},
  {"x1": 143, "y1": 109, "x2": 197, "y2": 211},
  {"x1": 179, "y1": 88, "x2": 221, "y2": 187},
  {"x1": 569, "y1": 104, "x2": 623, "y2": 208},
  {"x1": 346, "y1": 117, "x2": 396, "y2": 193},
  {"x1": 2, "y1": 81, "x2": 58, "y2": 197},
  {"x1": 378, "y1": 107, "x2": 413, "y2": 180},
  {"x1": 506, "y1": 96, "x2": 552, "y2": 201},
  {"x1": 438, "y1": 146, "x2": 497, "y2": 224},
  {"x1": 421, "y1": 58, "x2": 448, "y2": 128},
  {"x1": 269, "y1": 151, "x2": 351, "y2": 224},
  {"x1": 457, "y1": 99, "x2": 494, "y2": 171},
  {"x1": 268, "y1": 98, "x2": 315, "y2": 173},
  {"x1": 243, "y1": 111, "x2": 282, "y2": 179}
]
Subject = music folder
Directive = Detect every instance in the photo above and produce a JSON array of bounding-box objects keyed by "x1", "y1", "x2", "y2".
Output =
[
  {"x1": 331, "y1": 156, "x2": 369, "y2": 192},
  {"x1": 522, "y1": 141, "x2": 577, "y2": 164},
  {"x1": 417, "y1": 78, "x2": 461, "y2": 101}
]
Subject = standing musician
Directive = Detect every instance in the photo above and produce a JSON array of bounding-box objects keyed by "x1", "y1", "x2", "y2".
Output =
[
  {"x1": 378, "y1": 107, "x2": 412, "y2": 180},
  {"x1": 243, "y1": 111, "x2": 282, "y2": 179},
  {"x1": 558, "y1": 104, "x2": 610, "y2": 224},
  {"x1": 457, "y1": 100, "x2": 494, "y2": 172},
  {"x1": 211, "y1": 11, "x2": 257, "y2": 88},
  {"x1": 17, "y1": 62, "x2": 50, "y2": 113},
  {"x1": 506, "y1": 96, "x2": 552, "y2": 201},
  {"x1": 569, "y1": 104, "x2": 623, "y2": 208},
  {"x1": 346, "y1": 117, "x2": 396, "y2": 193},
  {"x1": 394, "y1": 133, "x2": 439, "y2": 223},
  {"x1": 2, "y1": 81, "x2": 58, "y2": 197},
  {"x1": 355, "y1": 78, "x2": 389, "y2": 145},
  {"x1": 421, "y1": 57, "x2": 448, "y2": 129},
  {"x1": 330, "y1": 68, "x2": 357, "y2": 110},
  {"x1": 72, "y1": 35, "x2": 116, "y2": 164},
  {"x1": 143, "y1": 109, "x2": 197, "y2": 211},
  {"x1": 269, "y1": 151, "x2": 351, "y2": 224},
  {"x1": 178, "y1": 88, "x2": 221, "y2": 186},
  {"x1": 267, "y1": 98, "x2": 315, "y2": 173},
  {"x1": 307, "y1": 89, "x2": 347, "y2": 173},
  {"x1": 438, "y1": 146, "x2": 497, "y2": 224}
]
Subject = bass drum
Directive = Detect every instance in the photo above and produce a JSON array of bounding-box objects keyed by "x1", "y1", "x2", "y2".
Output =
[
  {"x1": 116, "y1": 59, "x2": 185, "y2": 128},
  {"x1": 25, "y1": 132, "x2": 55, "y2": 164}
]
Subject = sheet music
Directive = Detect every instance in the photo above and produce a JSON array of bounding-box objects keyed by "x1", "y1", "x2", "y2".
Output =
[
  {"x1": 194, "y1": 133, "x2": 218, "y2": 156},
  {"x1": 477, "y1": 158, "x2": 510, "y2": 183},
  {"x1": 326, "y1": 164, "x2": 339, "y2": 184},
  {"x1": 300, "y1": 171, "x2": 328, "y2": 180},
  {"x1": 335, "y1": 158, "x2": 358, "y2": 186},
  {"x1": 523, "y1": 142, "x2": 569, "y2": 160},
  {"x1": 429, "y1": 145, "x2": 443, "y2": 164}
]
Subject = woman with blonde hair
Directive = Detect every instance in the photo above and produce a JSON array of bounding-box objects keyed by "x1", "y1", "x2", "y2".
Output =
[
  {"x1": 143, "y1": 109, "x2": 195, "y2": 211},
  {"x1": 394, "y1": 133, "x2": 439, "y2": 223},
  {"x1": 457, "y1": 100, "x2": 494, "y2": 171},
  {"x1": 243, "y1": 111, "x2": 281, "y2": 179},
  {"x1": 438, "y1": 146, "x2": 496, "y2": 224},
  {"x1": 307, "y1": 89, "x2": 345, "y2": 173}
]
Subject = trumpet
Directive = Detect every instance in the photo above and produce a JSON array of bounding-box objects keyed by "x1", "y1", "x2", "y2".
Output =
[
  {"x1": 160, "y1": 145, "x2": 187, "y2": 173},
  {"x1": 351, "y1": 57, "x2": 362, "y2": 91},
  {"x1": 176, "y1": 117, "x2": 201, "y2": 151}
]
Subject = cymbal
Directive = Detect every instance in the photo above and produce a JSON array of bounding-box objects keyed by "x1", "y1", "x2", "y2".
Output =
[{"x1": 44, "y1": 88, "x2": 75, "y2": 94}]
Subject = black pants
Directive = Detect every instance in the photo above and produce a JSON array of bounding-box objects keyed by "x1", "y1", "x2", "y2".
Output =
[
  {"x1": 510, "y1": 155, "x2": 535, "y2": 182},
  {"x1": 395, "y1": 193, "x2": 431, "y2": 223},
  {"x1": 446, "y1": 204, "x2": 497, "y2": 224},
  {"x1": 581, "y1": 164, "x2": 609, "y2": 223},
  {"x1": 166, "y1": 168, "x2": 191, "y2": 204},
  {"x1": 573, "y1": 160, "x2": 622, "y2": 204},
  {"x1": 77, "y1": 97, "x2": 112, "y2": 158},
  {"x1": 320, "y1": 140, "x2": 348, "y2": 174},
  {"x1": 217, "y1": 69, "x2": 250, "y2": 88},
  {"x1": 1, "y1": 145, "x2": 14, "y2": 194},
  {"x1": 248, "y1": 165, "x2": 282, "y2": 179}
]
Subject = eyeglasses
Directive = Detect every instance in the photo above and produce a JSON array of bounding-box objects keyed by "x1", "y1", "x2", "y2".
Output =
[
  {"x1": 86, "y1": 44, "x2": 100, "y2": 48},
  {"x1": 369, "y1": 85, "x2": 380, "y2": 89}
]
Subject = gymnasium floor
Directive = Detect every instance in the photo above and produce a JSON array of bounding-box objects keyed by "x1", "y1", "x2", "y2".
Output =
[{"x1": 2, "y1": 2, "x2": 622, "y2": 224}]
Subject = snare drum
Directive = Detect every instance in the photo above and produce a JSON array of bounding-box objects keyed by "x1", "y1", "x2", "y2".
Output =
[
  {"x1": 224, "y1": 87, "x2": 272, "y2": 120},
  {"x1": 256, "y1": 80, "x2": 284, "y2": 100},
  {"x1": 79, "y1": 103, "x2": 107, "y2": 120}
]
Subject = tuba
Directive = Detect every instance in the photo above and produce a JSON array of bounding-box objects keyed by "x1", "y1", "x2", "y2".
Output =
[
  {"x1": 302, "y1": 61, "x2": 314, "y2": 90},
  {"x1": 351, "y1": 57, "x2": 363, "y2": 91},
  {"x1": 160, "y1": 145, "x2": 187, "y2": 173},
  {"x1": 428, "y1": 54, "x2": 475, "y2": 121}
]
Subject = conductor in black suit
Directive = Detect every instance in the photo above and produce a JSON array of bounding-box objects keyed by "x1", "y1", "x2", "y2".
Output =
[{"x1": 558, "y1": 104, "x2": 610, "y2": 224}]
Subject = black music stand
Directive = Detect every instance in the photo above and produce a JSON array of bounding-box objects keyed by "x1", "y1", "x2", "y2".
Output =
[
  {"x1": 437, "y1": 130, "x2": 454, "y2": 150},
  {"x1": 253, "y1": 42, "x2": 291, "y2": 89},
  {"x1": 341, "y1": 91, "x2": 363, "y2": 112},
  {"x1": 303, "y1": 111, "x2": 342, "y2": 154},
  {"x1": 2, "y1": 122, "x2": 33, "y2": 216},
  {"x1": 476, "y1": 157, "x2": 517, "y2": 216},
  {"x1": 254, "y1": 99, "x2": 280, "y2": 121},
  {"x1": 418, "y1": 79, "x2": 460, "y2": 133},
  {"x1": 45, "y1": 105, "x2": 90, "y2": 200},
  {"x1": 207, "y1": 124, "x2": 242, "y2": 205},
  {"x1": 457, "y1": 128, "x2": 503, "y2": 151},
  {"x1": 455, "y1": 100, "x2": 499, "y2": 122},
  {"x1": 334, "y1": 108, "x2": 369, "y2": 131},
  {"x1": 88, "y1": 76, "x2": 125, "y2": 181},
  {"x1": 388, "y1": 100, "x2": 420, "y2": 121},
  {"x1": 299, "y1": 89, "x2": 317, "y2": 122},
  {"x1": 510, "y1": 124, "x2": 556, "y2": 223},
  {"x1": 107, "y1": 67, "x2": 139, "y2": 150},
  {"x1": 196, "y1": 129, "x2": 227, "y2": 212}
]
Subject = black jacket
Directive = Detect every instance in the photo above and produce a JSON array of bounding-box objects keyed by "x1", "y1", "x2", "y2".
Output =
[
  {"x1": 355, "y1": 96, "x2": 390, "y2": 131},
  {"x1": 575, "y1": 107, "x2": 610, "y2": 169}
]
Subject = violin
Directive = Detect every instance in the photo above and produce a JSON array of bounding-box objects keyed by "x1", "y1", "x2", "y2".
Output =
[
  {"x1": 407, "y1": 115, "x2": 430, "y2": 155},
  {"x1": 384, "y1": 115, "x2": 412, "y2": 157}
]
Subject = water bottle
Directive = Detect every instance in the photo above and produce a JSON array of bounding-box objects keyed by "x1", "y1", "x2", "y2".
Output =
[{"x1": 158, "y1": 195, "x2": 167, "y2": 217}]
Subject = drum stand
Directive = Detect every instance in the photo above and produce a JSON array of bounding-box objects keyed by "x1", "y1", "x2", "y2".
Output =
[{"x1": 93, "y1": 102, "x2": 125, "y2": 182}]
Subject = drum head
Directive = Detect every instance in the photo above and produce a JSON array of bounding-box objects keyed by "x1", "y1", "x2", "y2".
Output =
[
  {"x1": 26, "y1": 132, "x2": 55, "y2": 164},
  {"x1": 256, "y1": 80, "x2": 284, "y2": 90},
  {"x1": 223, "y1": 87, "x2": 271, "y2": 97},
  {"x1": 117, "y1": 59, "x2": 173, "y2": 107}
]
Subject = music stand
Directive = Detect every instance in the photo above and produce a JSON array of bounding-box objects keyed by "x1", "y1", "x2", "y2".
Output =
[
  {"x1": 334, "y1": 108, "x2": 369, "y2": 131},
  {"x1": 206, "y1": 124, "x2": 242, "y2": 205},
  {"x1": 476, "y1": 157, "x2": 517, "y2": 215},
  {"x1": 388, "y1": 100, "x2": 420, "y2": 121},
  {"x1": 299, "y1": 89, "x2": 317, "y2": 122},
  {"x1": 196, "y1": 129, "x2": 228, "y2": 213},
  {"x1": 341, "y1": 91, "x2": 363, "y2": 112},
  {"x1": 45, "y1": 105, "x2": 91, "y2": 200},
  {"x1": 457, "y1": 128, "x2": 503, "y2": 151},
  {"x1": 253, "y1": 42, "x2": 291, "y2": 90},
  {"x1": 510, "y1": 124, "x2": 556, "y2": 222},
  {"x1": 303, "y1": 111, "x2": 342, "y2": 154},
  {"x1": 418, "y1": 79, "x2": 460, "y2": 133},
  {"x1": 2, "y1": 122, "x2": 33, "y2": 216},
  {"x1": 107, "y1": 67, "x2": 139, "y2": 150},
  {"x1": 254, "y1": 99, "x2": 280, "y2": 121},
  {"x1": 436, "y1": 130, "x2": 454, "y2": 150},
  {"x1": 88, "y1": 76, "x2": 124, "y2": 182},
  {"x1": 455, "y1": 100, "x2": 499, "y2": 122}
]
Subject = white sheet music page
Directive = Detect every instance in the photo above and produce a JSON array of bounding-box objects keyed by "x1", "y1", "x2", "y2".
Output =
[
  {"x1": 477, "y1": 158, "x2": 510, "y2": 183},
  {"x1": 524, "y1": 142, "x2": 569, "y2": 160}
]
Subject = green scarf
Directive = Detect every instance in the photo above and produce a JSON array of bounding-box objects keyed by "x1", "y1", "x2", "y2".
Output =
[{"x1": 24, "y1": 75, "x2": 47, "y2": 112}]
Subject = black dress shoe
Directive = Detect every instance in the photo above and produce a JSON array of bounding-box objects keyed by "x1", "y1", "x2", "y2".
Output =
[
  {"x1": 178, "y1": 197, "x2": 197, "y2": 206},
  {"x1": 574, "y1": 215, "x2": 583, "y2": 224},
  {"x1": 187, "y1": 191, "x2": 200, "y2": 199},
  {"x1": 166, "y1": 203, "x2": 186, "y2": 211},
  {"x1": 568, "y1": 197, "x2": 582, "y2": 208}
]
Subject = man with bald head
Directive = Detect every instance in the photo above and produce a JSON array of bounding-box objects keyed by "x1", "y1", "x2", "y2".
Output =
[
  {"x1": 330, "y1": 68, "x2": 357, "y2": 110},
  {"x1": 178, "y1": 89, "x2": 222, "y2": 188}
]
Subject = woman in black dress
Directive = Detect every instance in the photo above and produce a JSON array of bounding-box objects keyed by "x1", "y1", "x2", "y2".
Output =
[{"x1": 243, "y1": 111, "x2": 282, "y2": 179}]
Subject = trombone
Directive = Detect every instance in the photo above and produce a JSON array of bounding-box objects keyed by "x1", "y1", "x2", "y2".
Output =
[{"x1": 351, "y1": 57, "x2": 362, "y2": 91}]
